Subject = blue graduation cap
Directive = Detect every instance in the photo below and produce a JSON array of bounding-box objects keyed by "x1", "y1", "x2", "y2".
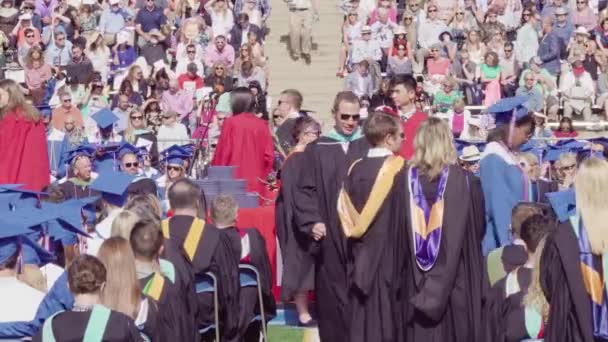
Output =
[
  {"x1": 41, "y1": 197, "x2": 97, "y2": 245},
  {"x1": 63, "y1": 144, "x2": 97, "y2": 166},
  {"x1": 0, "y1": 209, "x2": 59, "y2": 266},
  {"x1": 161, "y1": 150, "x2": 190, "y2": 166},
  {"x1": 546, "y1": 189, "x2": 576, "y2": 223},
  {"x1": 486, "y1": 96, "x2": 529, "y2": 126},
  {"x1": 94, "y1": 143, "x2": 122, "y2": 173},
  {"x1": 36, "y1": 104, "x2": 52, "y2": 117},
  {"x1": 520, "y1": 140, "x2": 547, "y2": 163},
  {"x1": 116, "y1": 142, "x2": 140, "y2": 159},
  {"x1": 180, "y1": 143, "x2": 195, "y2": 157},
  {"x1": 91, "y1": 108, "x2": 119, "y2": 129},
  {"x1": 90, "y1": 171, "x2": 135, "y2": 207},
  {"x1": 0, "y1": 185, "x2": 46, "y2": 210},
  {"x1": 161, "y1": 145, "x2": 190, "y2": 157}
]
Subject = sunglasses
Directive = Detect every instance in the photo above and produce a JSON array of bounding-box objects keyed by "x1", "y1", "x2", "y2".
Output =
[
  {"x1": 428, "y1": 8, "x2": 437, "y2": 12},
  {"x1": 187, "y1": 50, "x2": 196, "y2": 54},
  {"x1": 340, "y1": 114, "x2": 360, "y2": 121},
  {"x1": 124, "y1": 162, "x2": 139, "y2": 168},
  {"x1": 456, "y1": 12, "x2": 464, "y2": 14},
  {"x1": 504, "y1": 49, "x2": 513, "y2": 52},
  {"x1": 131, "y1": 115, "x2": 144, "y2": 120},
  {"x1": 167, "y1": 166, "x2": 182, "y2": 171},
  {"x1": 215, "y1": 67, "x2": 225, "y2": 70},
  {"x1": 63, "y1": 99, "x2": 72, "y2": 103},
  {"x1": 523, "y1": 12, "x2": 531, "y2": 16},
  {"x1": 23, "y1": 6, "x2": 34, "y2": 9}
]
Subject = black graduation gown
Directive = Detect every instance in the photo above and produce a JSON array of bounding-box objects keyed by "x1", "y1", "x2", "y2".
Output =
[
  {"x1": 540, "y1": 222, "x2": 595, "y2": 342},
  {"x1": 59, "y1": 179, "x2": 101, "y2": 200},
  {"x1": 534, "y1": 179, "x2": 558, "y2": 204},
  {"x1": 32, "y1": 309, "x2": 142, "y2": 342},
  {"x1": 293, "y1": 136, "x2": 370, "y2": 341},
  {"x1": 127, "y1": 178, "x2": 158, "y2": 197},
  {"x1": 275, "y1": 151, "x2": 315, "y2": 300},
  {"x1": 275, "y1": 118, "x2": 297, "y2": 154},
  {"x1": 342, "y1": 156, "x2": 409, "y2": 342},
  {"x1": 404, "y1": 166, "x2": 486, "y2": 342},
  {"x1": 223, "y1": 227, "x2": 277, "y2": 342},
  {"x1": 138, "y1": 268, "x2": 197, "y2": 342},
  {"x1": 160, "y1": 215, "x2": 240, "y2": 341}
]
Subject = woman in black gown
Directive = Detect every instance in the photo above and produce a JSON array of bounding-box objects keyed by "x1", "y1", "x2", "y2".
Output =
[
  {"x1": 276, "y1": 116, "x2": 321, "y2": 326},
  {"x1": 34, "y1": 255, "x2": 141, "y2": 341},
  {"x1": 404, "y1": 117, "x2": 486, "y2": 342}
]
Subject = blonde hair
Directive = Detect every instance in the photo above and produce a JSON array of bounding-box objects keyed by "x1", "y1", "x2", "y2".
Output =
[
  {"x1": 519, "y1": 152, "x2": 540, "y2": 179},
  {"x1": 97, "y1": 237, "x2": 141, "y2": 319},
  {"x1": 111, "y1": 210, "x2": 141, "y2": 240},
  {"x1": 555, "y1": 152, "x2": 577, "y2": 169},
  {"x1": 575, "y1": 158, "x2": 608, "y2": 255},
  {"x1": 522, "y1": 236, "x2": 550, "y2": 321},
  {"x1": 0, "y1": 79, "x2": 40, "y2": 121},
  {"x1": 410, "y1": 117, "x2": 457, "y2": 179}
]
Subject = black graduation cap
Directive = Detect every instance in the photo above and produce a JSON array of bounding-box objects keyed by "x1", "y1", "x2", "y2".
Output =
[{"x1": 545, "y1": 189, "x2": 576, "y2": 223}]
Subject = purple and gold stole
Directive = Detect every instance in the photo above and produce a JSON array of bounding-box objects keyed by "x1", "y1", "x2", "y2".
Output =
[
  {"x1": 570, "y1": 216, "x2": 608, "y2": 339},
  {"x1": 408, "y1": 167, "x2": 449, "y2": 271},
  {"x1": 338, "y1": 156, "x2": 405, "y2": 239}
]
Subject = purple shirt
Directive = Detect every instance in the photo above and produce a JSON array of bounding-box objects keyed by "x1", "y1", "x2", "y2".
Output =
[
  {"x1": 204, "y1": 44, "x2": 235, "y2": 69},
  {"x1": 36, "y1": 0, "x2": 56, "y2": 18},
  {"x1": 161, "y1": 90, "x2": 194, "y2": 121}
]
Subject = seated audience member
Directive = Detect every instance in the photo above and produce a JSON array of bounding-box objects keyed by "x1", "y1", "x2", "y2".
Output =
[
  {"x1": 176, "y1": 44, "x2": 205, "y2": 77},
  {"x1": 130, "y1": 219, "x2": 197, "y2": 341},
  {"x1": 204, "y1": 61, "x2": 234, "y2": 92},
  {"x1": 210, "y1": 194, "x2": 276, "y2": 339},
  {"x1": 33, "y1": 255, "x2": 141, "y2": 341},
  {"x1": 516, "y1": 72, "x2": 545, "y2": 113},
  {"x1": 235, "y1": 61, "x2": 266, "y2": 91},
  {"x1": 560, "y1": 55, "x2": 595, "y2": 121},
  {"x1": 553, "y1": 117, "x2": 578, "y2": 138},
  {"x1": 458, "y1": 145, "x2": 481, "y2": 175},
  {"x1": 156, "y1": 111, "x2": 190, "y2": 152},
  {"x1": 161, "y1": 79, "x2": 195, "y2": 124},
  {"x1": 177, "y1": 63, "x2": 205, "y2": 91},
  {"x1": 65, "y1": 44, "x2": 94, "y2": 85},
  {"x1": 344, "y1": 60, "x2": 374, "y2": 98},
  {"x1": 433, "y1": 77, "x2": 462, "y2": 113},
  {"x1": 51, "y1": 92, "x2": 84, "y2": 130},
  {"x1": 204, "y1": 35, "x2": 236, "y2": 71}
]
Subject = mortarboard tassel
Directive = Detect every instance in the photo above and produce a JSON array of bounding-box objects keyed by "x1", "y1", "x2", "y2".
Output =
[{"x1": 16, "y1": 237, "x2": 23, "y2": 275}]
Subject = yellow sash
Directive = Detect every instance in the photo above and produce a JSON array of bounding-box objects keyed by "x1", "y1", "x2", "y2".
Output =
[
  {"x1": 338, "y1": 155, "x2": 405, "y2": 239},
  {"x1": 161, "y1": 218, "x2": 206, "y2": 261},
  {"x1": 143, "y1": 272, "x2": 165, "y2": 302}
]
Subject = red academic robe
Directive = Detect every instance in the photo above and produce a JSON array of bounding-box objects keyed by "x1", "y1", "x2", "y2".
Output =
[
  {"x1": 399, "y1": 111, "x2": 427, "y2": 160},
  {"x1": 0, "y1": 110, "x2": 50, "y2": 191},
  {"x1": 211, "y1": 112, "x2": 274, "y2": 199}
]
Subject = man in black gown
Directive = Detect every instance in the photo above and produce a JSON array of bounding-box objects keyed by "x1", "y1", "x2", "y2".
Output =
[
  {"x1": 130, "y1": 219, "x2": 197, "y2": 342},
  {"x1": 159, "y1": 179, "x2": 241, "y2": 341},
  {"x1": 337, "y1": 113, "x2": 409, "y2": 342},
  {"x1": 294, "y1": 91, "x2": 370, "y2": 341}
]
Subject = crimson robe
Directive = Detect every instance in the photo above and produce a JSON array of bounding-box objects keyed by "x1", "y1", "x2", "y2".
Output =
[
  {"x1": 0, "y1": 110, "x2": 50, "y2": 191},
  {"x1": 400, "y1": 111, "x2": 427, "y2": 160},
  {"x1": 211, "y1": 112, "x2": 274, "y2": 199}
]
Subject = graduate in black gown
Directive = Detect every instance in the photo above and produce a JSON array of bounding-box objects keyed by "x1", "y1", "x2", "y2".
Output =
[
  {"x1": 130, "y1": 220, "x2": 197, "y2": 342},
  {"x1": 34, "y1": 255, "x2": 141, "y2": 342},
  {"x1": 403, "y1": 117, "x2": 486, "y2": 342},
  {"x1": 337, "y1": 113, "x2": 409, "y2": 342},
  {"x1": 58, "y1": 151, "x2": 100, "y2": 227},
  {"x1": 275, "y1": 116, "x2": 321, "y2": 325},
  {"x1": 159, "y1": 178, "x2": 240, "y2": 341},
  {"x1": 532, "y1": 158, "x2": 608, "y2": 342},
  {"x1": 294, "y1": 91, "x2": 370, "y2": 341},
  {"x1": 210, "y1": 194, "x2": 277, "y2": 341}
]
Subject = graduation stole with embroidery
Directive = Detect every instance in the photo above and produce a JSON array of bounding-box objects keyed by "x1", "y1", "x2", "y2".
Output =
[
  {"x1": 569, "y1": 215, "x2": 608, "y2": 339},
  {"x1": 338, "y1": 156, "x2": 405, "y2": 239},
  {"x1": 161, "y1": 218, "x2": 206, "y2": 262},
  {"x1": 408, "y1": 166, "x2": 449, "y2": 271},
  {"x1": 142, "y1": 272, "x2": 165, "y2": 301}
]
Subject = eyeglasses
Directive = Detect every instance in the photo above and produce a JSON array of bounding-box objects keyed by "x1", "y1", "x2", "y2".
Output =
[
  {"x1": 131, "y1": 115, "x2": 144, "y2": 120},
  {"x1": 215, "y1": 67, "x2": 225, "y2": 70},
  {"x1": 124, "y1": 162, "x2": 139, "y2": 168},
  {"x1": 340, "y1": 113, "x2": 360, "y2": 121},
  {"x1": 523, "y1": 12, "x2": 531, "y2": 16},
  {"x1": 428, "y1": 8, "x2": 437, "y2": 12},
  {"x1": 23, "y1": 6, "x2": 34, "y2": 9},
  {"x1": 167, "y1": 166, "x2": 182, "y2": 171},
  {"x1": 187, "y1": 50, "x2": 196, "y2": 54},
  {"x1": 63, "y1": 99, "x2": 72, "y2": 103},
  {"x1": 273, "y1": 115, "x2": 280, "y2": 119},
  {"x1": 456, "y1": 12, "x2": 464, "y2": 14},
  {"x1": 504, "y1": 49, "x2": 513, "y2": 52},
  {"x1": 404, "y1": 16, "x2": 412, "y2": 20},
  {"x1": 26, "y1": 34, "x2": 34, "y2": 38}
]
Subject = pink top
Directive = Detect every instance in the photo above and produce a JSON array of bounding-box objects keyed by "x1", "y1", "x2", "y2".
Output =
[
  {"x1": 427, "y1": 58, "x2": 450, "y2": 77},
  {"x1": 25, "y1": 63, "x2": 52, "y2": 90},
  {"x1": 451, "y1": 112, "x2": 465, "y2": 134},
  {"x1": 368, "y1": 8, "x2": 398, "y2": 24},
  {"x1": 204, "y1": 44, "x2": 236, "y2": 69},
  {"x1": 572, "y1": 8, "x2": 597, "y2": 31}
]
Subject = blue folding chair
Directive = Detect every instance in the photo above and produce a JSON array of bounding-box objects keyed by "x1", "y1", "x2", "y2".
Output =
[
  {"x1": 238, "y1": 264, "x2": 267, "y2": 341},
  {"x1": 196, "y1": 272, "x2": 220, "y2": 342}
]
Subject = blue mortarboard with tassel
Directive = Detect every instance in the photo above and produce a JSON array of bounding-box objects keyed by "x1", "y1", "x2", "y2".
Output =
[
  {"x1": 90, "y1": 171, "x2": 135, "y2": 207},
  {"x1": 486, "y1": 96, "x2": 529, "y2": 126},
  {"x1": 91, "y1": 108, "x2": 119, "y2": 129},
  {"x1": 546, "y1": 189, "x2": 576, "y2": 223}
]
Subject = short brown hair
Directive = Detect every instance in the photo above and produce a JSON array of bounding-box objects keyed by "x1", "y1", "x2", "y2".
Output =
[
  {"x1": 130, "y1": 219, "x2": 164, "y2": 261},
  {"x1": 511, "y1": 203, "x2": 544, "y2": 238},
  {"x1": 211, "y1": 194, "x2": 238, "y2": 226},
  {"x1": 280, "y1": 89, "x2": 303, "y2": 110},
  {"x1": 331, "y1": 91, "x2": 359, "y2": 114},
  {"x1": 68, "y1": 255, "x2": 107, "y2": 295},
  {"x1": 364, "y1": 112, "x2": 400, "y2": 146}
]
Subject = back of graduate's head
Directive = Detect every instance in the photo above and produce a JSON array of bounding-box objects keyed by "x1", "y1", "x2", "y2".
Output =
[
  {"x1": 168, "y1": 178, "x2": 201, "y2": 212},
  {"x1": 230, "y1": 87, "x2": 256, "y2": 114},
  {"x1": 130, "y1": 220, "x2": 164, "y2": 262},
  {"x1": 364, "y1": 112, "x2": 402, "y2": 153},
  {"x1": 68, "y1": 254, "x2": 107, "y2": 295},
  {"x1": 520, "y1": 214, "x2": 554, "y2": 253},
  {"x1": 211, "y1": 194, "x2": 238, "y2": 228},
  {"x1": 411, "y1": 117, "x2": 457, "y2": 179},
  {"x1": 511, "y1": 203, "x2": 544, "y2": 239},
  {"x1": 575, "y1": 157, "x2": 608, "y2": 255}
]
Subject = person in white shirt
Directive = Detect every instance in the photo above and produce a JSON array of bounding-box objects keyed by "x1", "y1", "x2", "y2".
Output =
[
  {"x1": 415, "y1": 3, "x2": 448, "y2": 73},
  {"x1": 560, "y1": 55, "x2": 595, "y2": 121},
  {"x1": 351, "y1": 25, "x2": 383, "y2": 64},
  {"x1": 175, "y1": 43, "x2": 205, "y2": 77},
  {"x1": 370, "y1": 8, "x2": 396, "y2": 52},
  {"x1": 156, "y1": 110, "x2": 190, "y2": 152}
]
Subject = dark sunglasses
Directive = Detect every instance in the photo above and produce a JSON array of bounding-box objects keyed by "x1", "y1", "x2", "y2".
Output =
[
  {"x1": 504, "y1": 49, "x2": 513, "y2": 52},
  {"x1": 23, "y1": 6, "x2": 34, "y2": 9},
  {"x1": 63, "y1": 99, "x2": 72, "y2": 103},
  {"x1": 428, "y1": 8, "x2": 437, "y2": 12},
  {"x1": 131, "y1": 115, "x2": 144, "y2": 120},
  {"x1": 124, "y1": 162, "x2": 139, "y2": 168},
  {"x1": 167, "y1": 166, "x2": 182, "y2": 171},
  {"x1": 523, "y1": 12, "x2": 531, "y2": 16},
  {"x1": 187, "y1": 50, "x2": 196, "y2": 54},
  {"x1": 340, "y1": 114, "x2": 360, "y2": 121}
]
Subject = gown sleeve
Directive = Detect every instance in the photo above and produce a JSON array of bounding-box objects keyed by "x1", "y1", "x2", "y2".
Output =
[
  {"x1": 293, "y1": 144, "x2": 322, "y2": 233},
  {"x1": 210, "y1": 118, "x2": 233, "y2": 166}
]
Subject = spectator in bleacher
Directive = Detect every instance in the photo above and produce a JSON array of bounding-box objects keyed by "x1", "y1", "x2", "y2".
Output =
[
  {"x1": 500, "y1": 42, "x2": 520, "y2": 97},
  {"x1": 161, "y1": 78, "x2": 194, "y2": 123},
  {"x1": 463, "y1": 29, "x2": 487, "y2": 66},
  {"x1": 596, "y1": 64, "x2": 608, "y2": 119},
  {"x1": 238, "y1": 0, "x2": 263, "y2": 27},
  {"x1": 24, "y1": 47, "x2": 53, "y2": 105},
  {"x1": 560, "y1": 55, "x2": 594, "y2": 122},
  {"x1": 12, "y1": 13, "x2": 41, "y2": 49},
  {"x1": 235, "y1": 60, "x2": 266, "y2": 91},
  {"x1": 400, "y1": 10, "x2": 417, "y2": 46},
  {"x1": 516, "y1": 71, "x2": 544, "y2": 112},
  {"x1": 386, "y1": 42, "x2": 412, "y2": 77},
  {"x1": 368, "y1": 0, "x2": 397, "y2": 24},
  {"x1": 44, "y1": 29, "x2": 72, "y2": 67},
  {"x1": 0, "y1": 0, "x2": 18, "y2": 38},
  {"x1": 553, "y1": 7, "x2": 574, "y2": 46},
  {"x1": 156, "y1": 110, "x2": 189, "y2": 152},
  {"x1": 204, "y1": 35, "x2": 235, "y2": 72},
  {"x1": 65, "y1": 44, "x2": 93, "y2": 85},
  {"x1": 568, "y1": 26, "x2": 590, "y2": 60},
  {"x1": 582, "y1": 40, "x2": 601, "y2": 81},
  {"x1": 52, "y1": 92, "x2": 84, "y2": 130},
  {"x1": 595, "y1": 17, "x2": 608, "y2": 55},
  {"x1": 177, "y1": 63, "x2": 205, "y2": 91},
  {"x1": 538, "y1": 16, "x2": 562, "y2": 76},
  {"x1": 452, "y1": 50, "x2": 479, "y2": 105},
  {"x1": 345, "y1": 60, "x2": 374, "y2": 98},
  {"x1": 85, "y1": 32, "x2": 111, "y2": 81},
  {"x1": 134, "y1": 0, "x2": 166, "y2": 48},
  {"x1": 370, "y1": 7, "x2": 396, "y2": 57},
  {"x1": 532, "y1": 112, "x2": 553, "y2": 138},
  {"x1": 433, "y1": 76, "x2": 463, "y2": 113},
  {"x1": 229, "y1": 13, "x2": 262, "y2": 51},
  {"x1": 519, "y1": 56, "x2": 559, "y2": 119},
  {"x1": 17, "y1": 27, "x2": 38, "y2": 66},
  {"x1": 123, "y1": 65, "x2": 149, "y2": 96},
  {"x1": 424, "y1": 43, "x2": 450, "y2": 95},
  {"x1": 98, "y1": 0, "x2": 127, "y2": 45},
  {"x1": 113, "y1": 80, "x2": 143, "y2": 110},
  {"x1": 205, "y1": 61, "x2": 234, "y2": 92},
  {"x1": 481, "y1": 9, "x2": 506, "y2": 43},
  {"x1": 415, "y1": 3, "x2": 448, "y2": 73},
  {"x1": 205, "y1": 0, "x2": 235, "y2": 37},
  {"x1": 176, "y1": 43, "x2": 205, "y2": 77},
  {"x1": 554, "y1": 116, "x2": 579, "y2": 138},
  {"x1": 514, "y1": 8, "x2": 539, "y2": 66}
]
